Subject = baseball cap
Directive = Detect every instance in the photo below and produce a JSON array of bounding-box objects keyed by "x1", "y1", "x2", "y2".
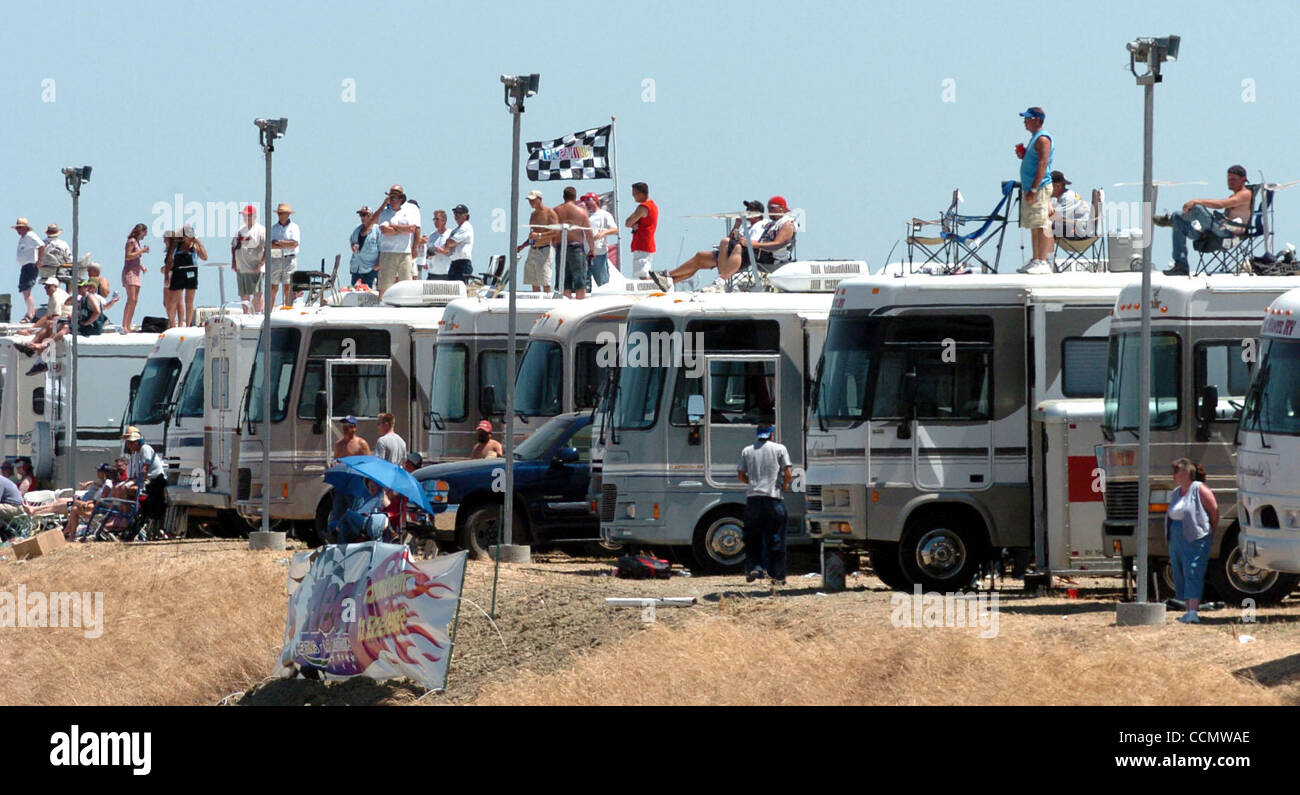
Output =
[
  {"x1": 743, "y1": 200, "x2": 764, "y2": 212},
  {"x1": 1019, "y1": 106, "x2": 1046, "y2": 120},
  {"x1": 756, "y1": 425, "x2": 774, "y2": 439},
  {"x1": 241, "y1": 204, "x2": 257, "y2": 216},
  {"x1": 476, "y1": 420, "x2": 493, "y2": 433},
  {"x1": 405, "y1": 452, "x2": 424, "y2": 468},
  {"x1": 526, "y1": 189, "x2": 543, "y2": 201},
  {"x1": 357, "y1": 205, "x2": 372, "y2": 215},
  {"x1": 1050, "y1": 170, "x2": 1070, "y2": 185},
  {"x1": 767, "y1": 196, "x2": 788, "y2": 210},
  {"x1": 452, "y1": 204, "x2": 469, "y2": 215},
  {"x1": 580, "y1": 192, "x2": 600, "y2": 202},
  {"x1": 341, "y1": 415, "x2": 357, "y2": 426},
  {"x1": 43, "y1": 276, "x2": 59, "y2": 286}
]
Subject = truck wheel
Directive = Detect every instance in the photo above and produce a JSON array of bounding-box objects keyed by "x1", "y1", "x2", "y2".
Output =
[
  {"x1": 1208, "y1": 529, "x2": 1299, "y2": 606},
  {"x1": 867, "y1": 543, "x2": 912, "y2": 592},
  {"x1": 899, "y1": 520, "x2": 981, "y2": 592},
  {"x1": 692, "y1": 508, "x2": 746, "y2": 574},
  {"x1": 458, "y1": 504, "x2": 524, "y2": 560}
]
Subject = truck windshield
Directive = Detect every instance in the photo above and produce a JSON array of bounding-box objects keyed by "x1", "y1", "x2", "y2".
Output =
[
  {"x1": 1242, "y1": 338, "x2": 1300, "y2": 436},
  {"x1": 430, "y1": 343, "x2": 467, "y2": 421},
  {"x1": 516, "y1": 340, "x2": 563, "y2": 417},
  {"x1": 177, "y1": 348, "x2": 205, "y2": 419},
  {"x1": 814, "y1": 315, "x2": 881, "y2": 427},
  {"x1": 613, "y1": 318, "x2": 672, "y2": 430},
  {"x1": 514, "y1": 415, "x2": 579, "y2": 460},
  {"x1": 1103, "y1": 331, "x2": 1180, "y2": 434},
  {"x1": 129, "y1": 357, "x2": 182, "y2": 425},
  {"x1": 246, "y1": 328, "x2": 300, "y2": 424}
]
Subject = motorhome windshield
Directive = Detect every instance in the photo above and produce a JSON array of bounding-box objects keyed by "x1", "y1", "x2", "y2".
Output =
[
  {"x1": 129, "y1": 357, "x2": 182, "y2": 425},
  {"x1": 814, "y1": 315, "x2": 883, "y2": 426},
  {"x1": 177, "y1": 348, "x2": 205, "y2": 419},
  {"x1": 516, "y1": 341, "x2": 564, "y2": 417},
  {"x1": 1103, "y1": 332, "x2": 1180, "y2": 434},
  {"x1": 612, "y1": 318, "x2": 672, "y2": 431},
  {"x1": 479, "y1": 350, "x2": 521, "y2": 415},
  {"x1": 246, "y1": 328, "x2": 301, "y2": 424},
  {"x1": 1242, "y1": 338, "x2": 1300, "y2": 436},
  {"x1": 431, "y1": 343, "x2": 467, "y2": 422}
]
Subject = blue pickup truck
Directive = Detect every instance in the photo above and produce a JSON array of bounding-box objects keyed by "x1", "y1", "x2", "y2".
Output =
[{"x1": 413, "y1": 412, "x2": 597, "y2": 558}]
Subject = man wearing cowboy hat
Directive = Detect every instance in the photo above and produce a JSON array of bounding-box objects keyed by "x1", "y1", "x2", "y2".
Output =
[
  {"x1": 232, "y1": 204, "x2": 266, "y2": 311},
  {"x1": 38, "y1": 223, "x2": 73, "y2": 280},
  {"x1": 13, "y1": 218, "x2": 44, "y2": 323},
  {"x1": 374, "y1": 184, "x2": 421, "y2": 296},
  {"x1": 122, "y1": 425, "x2": 169, "y2": 524},
  {"x1": 269, "y1": 202, "x2": 300, "y2": 306}
]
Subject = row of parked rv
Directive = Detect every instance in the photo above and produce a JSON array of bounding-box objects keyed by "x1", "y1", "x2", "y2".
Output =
[{"x1": 5, "y1": 260, "x2": 1299, "y2": 603}]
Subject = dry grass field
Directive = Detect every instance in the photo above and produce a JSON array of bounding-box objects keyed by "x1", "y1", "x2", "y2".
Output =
[{"x1": 2, "y1": 539, "x2": 1298, "y2": 706}]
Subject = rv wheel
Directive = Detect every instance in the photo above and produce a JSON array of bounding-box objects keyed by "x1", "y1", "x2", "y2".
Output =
[
  {"x1": 1208, "y1": 528, "x2": 1299, "y2": 606},
  {"x1": 692, "y1": 508, "x2": 746, "y2": 574},
  {"x1": 899, "y1": 521, "x2": 980, "y2": 592},
  {"x1": 866, "y1": 543, "x2": 912, "y2": 592}
]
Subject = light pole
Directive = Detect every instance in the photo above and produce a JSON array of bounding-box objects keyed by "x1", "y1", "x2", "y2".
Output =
[
  {"x1": 496, "y1": 73, "x2": 539, "y2": 566},
  {"x1": 61, "y1": 165, "x2": 91, "y2": 491},
  {"x1": 251, "y1": 117, "x2": 288, "y2": 552},
  {"x1": 1117, "y1": 35, "x2": 1179, "y2": 627}
]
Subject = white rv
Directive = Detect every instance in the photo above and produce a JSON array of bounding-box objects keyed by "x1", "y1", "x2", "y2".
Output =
[
  {"x1": 1233, "y1": 288, "x2": 1300, "y2": 577},
  {"x1": 1101, "y1": 275, "x2": 1299, "y2": 603},
  {"x1": 806, "y1": 271, "x2": 1139, "y2": 590},
  {"x1": 599, "y1": 291, "x2": 832, "y2": 571},
  {"x1": 124, "y1": 327, "x2": 204, "y2": 475}
]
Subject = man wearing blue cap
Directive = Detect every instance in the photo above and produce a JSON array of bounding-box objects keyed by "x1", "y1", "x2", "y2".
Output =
[
  {"x1": 738, "y1": 423, "x2": 793, "y2": 586},
  {"x1": 1015, "y1": 107, "x2": 1054, "y2": 274}
]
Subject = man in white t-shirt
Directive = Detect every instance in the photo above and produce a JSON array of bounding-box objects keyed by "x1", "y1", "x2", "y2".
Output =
[
  {"x1": 1049, "y1": 171, "x2": 1093, "y2": 239},
  {"x1": 13, "y1": 217, "x2": 44, "y2": 322},
  {"x1": 39, "y1": 224, "x2": 73, "y2": 279},
  {"x1": 269, "y1": 203, "x2": 300, "y2": 306},
  {"x1": 374, "y1": 184, "x2": 421, "y2": 296},
  {"x1": 446, "y1": 204, "x2": 474, "y2": 283},
  {"x1": 231, "y1": 205, "x2": 266, "y2": 311},
  {"x1": 581, "y1": 193, "x2": 617, "y2": 289},
  {"x1": 425, "y1": 209, "x2": 452, "y2": 279},
  {"x1": 738, "y1": 423, "x2": 793, "y2": 586}
]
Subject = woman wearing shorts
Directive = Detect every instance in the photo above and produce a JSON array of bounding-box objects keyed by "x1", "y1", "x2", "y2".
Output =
[
  {"x1": 166, "y1": 226, "x2": 206, "y2": 327},
  {"x1": 121, "y1": 223, "x2": 149, "y2": 332}
]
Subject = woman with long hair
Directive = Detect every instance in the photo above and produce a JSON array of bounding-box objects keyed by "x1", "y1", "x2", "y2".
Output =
[
  {"x1": 121, "y1": 223, "x2": 149, "y2": 332},
  {"x1": 1167, "y1": 458, "x2": 1219, "y2": 623},
  {"x1": 167, "y1": 226, "x2": 206, "y2": 327},
  {"x1": 161, "y1": 232, "x2": 178, "y2": 326}
]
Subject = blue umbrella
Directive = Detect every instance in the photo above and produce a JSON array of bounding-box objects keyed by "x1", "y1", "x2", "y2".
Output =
[{"x1": 324, "y1": 455, "x2": 435, "y2": 514}]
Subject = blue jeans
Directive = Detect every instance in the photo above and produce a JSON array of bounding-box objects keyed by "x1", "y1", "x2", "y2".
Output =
[
  {"x1": 1170, "y1": 205, "x2": 1222, "y2": 267},
  {"x1": 1168, "y1": 523, "x2": 1212, "y2": 601},
  {"x1": 743, "y1": 496, "x2": 788, "y2": 580},
  {"x1": 587, "y1": 253, "x2": 609, "y2": 288},
  {"x1": 449, "y1": 259, "x2": 473, "y2": 283},
  {"x1": 351, "y1": 269, "x2": 377, "y2": 289}
]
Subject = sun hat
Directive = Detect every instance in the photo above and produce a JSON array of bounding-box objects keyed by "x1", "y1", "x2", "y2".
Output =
[{"x1": 122, "y1": 426, "x2": 142, "y2": 442}]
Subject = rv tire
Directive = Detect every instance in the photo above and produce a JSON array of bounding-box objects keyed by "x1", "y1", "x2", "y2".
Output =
[
  {"x1": 866, "y1": 543, "x2": 912, "y2": 592},
  {"x1": 692, "y1": 507, "x2": 747, "y2": 574},
  {"x1": 899, "y1": 519, "x2": 982, "y2": 592},
  {"x1": 1208, "y1": 527, "x2": 1298, "y2": 606}
]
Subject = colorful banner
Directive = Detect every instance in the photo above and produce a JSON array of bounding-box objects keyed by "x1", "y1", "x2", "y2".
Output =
[{"x1": 277, "y1": 543, "x2": 467, "y2": 691}]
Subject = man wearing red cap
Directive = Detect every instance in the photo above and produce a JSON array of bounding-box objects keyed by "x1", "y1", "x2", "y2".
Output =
[
  {"x1": 648, "y1": 196, "x2": 795, "y2": 291},
  {"x1": 471, "y1": 420, "x2": 503, "y2": 459},
  {"x1": 231, "y1": 205, "x2": 266, "y2": 311}
]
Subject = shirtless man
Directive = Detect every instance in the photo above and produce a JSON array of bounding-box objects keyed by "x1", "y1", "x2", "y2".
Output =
[
  {"x1": 552, "y1": 187, "x2": 594, "y2": 299},
  {"x1": 333, "y1": 415, "x2": 371, "y2": 461},
  {"x1": 470, "y1": 420, "x2": 504, "y2": 459},
  {"x1": 519, "y1": 190, "x2": 559, "y2": 292},
  {"x1": 1157, "y1": 164, "x2": 1254, "y2": 276}
]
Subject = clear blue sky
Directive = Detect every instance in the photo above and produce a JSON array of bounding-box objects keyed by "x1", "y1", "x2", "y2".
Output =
[{"x1": 4, "y1": 0, "x2": 1299, "y2": 319}]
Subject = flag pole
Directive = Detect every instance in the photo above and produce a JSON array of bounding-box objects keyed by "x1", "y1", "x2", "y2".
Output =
[{"x1": 609, "y1": 115, "x2": 622, "y2": 277}]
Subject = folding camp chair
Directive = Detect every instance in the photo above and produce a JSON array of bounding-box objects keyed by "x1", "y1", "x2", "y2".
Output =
[
  {"x1": 1053, "y1": 188, "x2": 1108, "y2": 272},
  {"x1": 1195, "y1": 183, "x2": 1273, "y2": 275},
  {"x1": 908, "y1": 182, "x2": 1018, "y2": 274},
  {"x1": 906, "y1": 190, "x2": 959, "y2": 269}
]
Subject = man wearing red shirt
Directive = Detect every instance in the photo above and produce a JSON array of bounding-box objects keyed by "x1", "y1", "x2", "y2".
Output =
[{"x1": 624, "y1": 182, "x2": 657, "y2": 279}]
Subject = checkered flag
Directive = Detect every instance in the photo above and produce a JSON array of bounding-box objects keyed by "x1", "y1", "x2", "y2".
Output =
[{"x1": 526, "y1": 124, "x2": 612, "y2": 181}]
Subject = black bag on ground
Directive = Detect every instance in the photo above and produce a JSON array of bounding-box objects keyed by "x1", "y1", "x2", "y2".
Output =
[
  {"x1": 140, "y1": 316, "x2": 168, "y2": 333},
  {"x1": 616, "y1": 554, "x2": 672, "y2": 579}
]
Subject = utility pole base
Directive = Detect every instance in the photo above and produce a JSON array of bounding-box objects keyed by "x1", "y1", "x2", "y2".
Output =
[
  {"x1": 249, "y1": 531, "x2": 287, "y2": 551},
  {"x1": 1115, "y1": 601, "x2": 1167, "y2": 626},
  {"x1": 490, "y1": 544, "x2": 531, "y2": 564}
]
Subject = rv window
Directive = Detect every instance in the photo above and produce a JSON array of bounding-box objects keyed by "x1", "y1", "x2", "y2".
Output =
[
  {"x1": 870, "y1": 316, "x2": 993, "y2": 421},
  {"x1": 573, "y1": 342, "x2": 607, "y2": 410},
  {"x1": 815, "y1": 315, "x2": 882, "y2": 426},
  {"x1": 1242, "y1": 338, "x2": 1300, "y2": 436},
  {"x1": 568, "y1": 424, "x2": 593, "y2": 462},
  {"x1": 516, "y1": 341, "x2": 564, "y2": 417},
  {"x1": 128, "y1": 357, "x2": 183, "y2": 425},
  {"x1": 430, "y1": 343, "x2": 468, "y2": 422},
  {"x1": 33, "y1": 387, "x2": 43, "y2": 416},
  {"x1": 177, "y1": 349, "x2": 206, "y2": 419},
  {"x1": 708, "y1": 360, "x2": 776, "y2": 426},
  {"x1": 479, "y1": 350, "x2": 524, "y2": 415},
  {"x1": 297, "y1": 361, "x2": 325, "y2": 420},
  {"x1": 613, "y1": 318, "x2": 672, "y2": 430},
  {"x1": 669, "y1": 369, "x2": 703, "y2": 426},
  {"x1": 308, "y1": 329, "x2": 390, "y2": 358},
  {"x1": 685, "y1": 320, "x2": 779, "y2": 352},
  {"x1": 210, "y1": 356, "x2": 230, "y2": 411},
  {"x1": 246, "y1": 328, "x2": 300, "y2": 424},
  {"x1": 329, "y1": 363, "x2": 388, "y2": 419},
  {"x1": 1061, "y1": 337, "x2": 1108, "y2": 398},
  {"x1": 1103, "y1": 332, "x2": 1180, "y2": 433},
  {"x1": 1195, "y1": 340, "x2": 1253, "y2": 422}
]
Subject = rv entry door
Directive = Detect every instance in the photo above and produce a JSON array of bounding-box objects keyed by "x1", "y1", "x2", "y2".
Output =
[
  {"x1": 703, "y1": 355, "x2": 780, "y2": 489},
  {"x1": 325, "y1": 358, "x2": 391, "y2": 462}
]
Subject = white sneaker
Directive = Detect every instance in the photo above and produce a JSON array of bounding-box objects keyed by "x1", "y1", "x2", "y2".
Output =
[
  {"x1": 1017, "y1": 259, "x2": 1052, "y2": 275},
  {"x1": 116, "y1": 325, "x2": 128, "y2": 335}
]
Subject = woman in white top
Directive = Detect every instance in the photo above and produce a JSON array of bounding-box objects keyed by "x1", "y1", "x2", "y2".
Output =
[{"x1": 1165, "y1": 458, "x2": 1219, "y2": 623}]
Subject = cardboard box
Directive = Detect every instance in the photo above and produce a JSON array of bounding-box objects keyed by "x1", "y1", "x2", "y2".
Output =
[{"x1": 11, "y1": 528, "x2": 68, "y2": 561}]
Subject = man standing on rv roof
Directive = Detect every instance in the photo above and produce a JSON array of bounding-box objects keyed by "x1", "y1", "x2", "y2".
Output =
[
  {"x1": 1015, "y1": 107, "x2": 1054, "y2": 275},
  {"x1": 13, "y1": 217, "x2": 43, "y2": 323},
  {"x1": 625, "y1": 182, "x2": 657, "y2": 279},
  {"x1": 375, "y1": 185, "x2": 421, "y2": 296},
  {"x1": 738, "y1": 423, "x2": 793, "y2": 587},
  {"x1": 232, "y1": 205, "x2": 266, "y2": 312},
  {"x1": 554, "y1": 187, "x2": 594, "y2": 299},
  {"x1": 520, "y1": 190, "x2": 559, "y2": 293}
]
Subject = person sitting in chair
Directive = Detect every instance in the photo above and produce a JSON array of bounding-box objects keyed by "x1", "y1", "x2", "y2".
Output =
[
  {"x1": 649, "y1": 196, "x2": 796, "y2": 291},
  {"x1": 1049, "y1": 171, "x2": 1092, "y2": 239},
  {"x1": 1155, "y1": 164, "x2": 1253, "y2": 276},
  {"x1": 329, "y1": 478, "x2": 389, "y2": 544}
]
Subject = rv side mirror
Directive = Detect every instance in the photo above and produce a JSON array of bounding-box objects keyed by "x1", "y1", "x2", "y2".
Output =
[
  {"x1": 480, "y1": 385, "x2": 498, "y2": 417},
  {"x1": 127, "y1": 374, "x2": 141, "y2": 415},
  {"x1": 313, "y1": 390, "x2": 328, "y2": 434},
  {"x1": 1196, "y1": 384, "x2": 1219, "y2": 440},
  {"x1": 686, "y1": 394, "x2": 706, "y2": 426}
]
